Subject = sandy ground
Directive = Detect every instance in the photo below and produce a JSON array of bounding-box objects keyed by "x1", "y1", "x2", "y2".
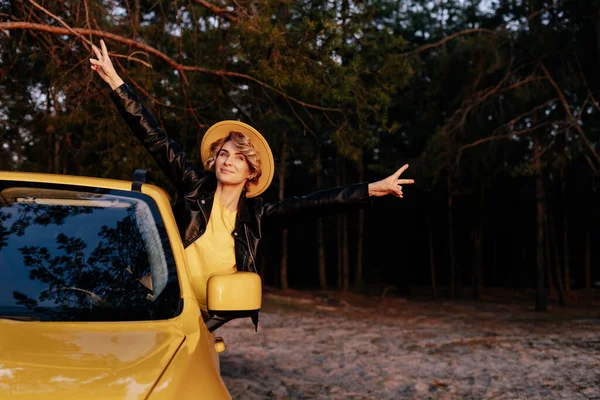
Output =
[{"x1": 217, "y1": 289, "x2": 600, "y2": 400}]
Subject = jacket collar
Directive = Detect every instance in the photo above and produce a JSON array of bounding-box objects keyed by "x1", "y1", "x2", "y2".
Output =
[{"x1": 237, "y1": 190, "x2": 252, "y2": 223}]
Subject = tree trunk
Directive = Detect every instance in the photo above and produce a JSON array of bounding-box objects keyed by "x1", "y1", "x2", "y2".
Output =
[
  {"x1": 342, "y1": 215, "x2": 349, "y2": 292},
  {"x1": 547, "y1": 214, "x2": 566, "y2": 306},
  {"x1": 551, "y1": 213, "x2": 566, "y2": 303},
  {"x1": 473, "y1": 184, "x2": 484, "y2": 300},
  {"x1": 337, "y1": 215, "x2": 343, "y2": 290},
  {"x1": 472, "y1": 228, "x2": 482, "y2": 300},
  {"x1": 354, "y1": 152, "x2": 365, "y2": 292},
  {"x1": 316, "y1": 163, "x2": 327, "y2": 290},
  {"x1": 492, "y1": 193, "x2": 498, "y2": 285},
  {"x1": 133, "y1": 0, "x2": 140, "y2": 28},
  {"x1": 560, "y1": 165, "x2": 571, "y2": 294},
  {"x1": 518, "y1": 232, "x2": 528, "y2": 289},
  {"x1": 546, "y1": 242, "x2": 555, "y2": 297},
  {"x1": 46, "y1": 87, "x2": 58, "y2": 173},
  {"x1": 280, "y1": 230, "x2": 288, "y2": 290},
  {"x1": 51, "y1": 86, "x2": 62, "y2": 174},
  {"x1": 585, "y1": 231, "x2": 591, "y2": 291},
  {"x1": 126, "y1": 0, "x2": 140, "y2": 36},
  {"x1": 338, "y1": 157, "x2": 350, "y2": 292},
  {"x1": 47, "y1": 126, "x2": 54, "y2": 173},
  {"x1": 336, "y1": 157, "x2": 343, "y2": 290},
  {"x1": 546, "y1": 235, "x2": 555, "y2": 297},
  {"x1": 317, "y1": 218, "x2": 327, "y2": 290},
  {"x1": 534, "y1": 135, "x2": 547, "y2": 312},
  {"x1": 545, "y1": 211, "x2": 555, "y2": 296},
  {"x1": 428, "y1": 211, "x2": 437, "y2": 300},
  {"x1": 594, "y1": 6, "x2": 600, "y2": 92},
  {"x1": 447, "y1": 174, "x2": 456, "y2": 299},
  {"x1": 279, "y1": 133, "x2": 288, "y2": 290}
]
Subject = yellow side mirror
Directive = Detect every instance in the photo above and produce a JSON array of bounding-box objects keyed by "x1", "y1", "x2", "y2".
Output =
[{"x1": 206, "y1": 272, "x2": 262, "y2": 319}]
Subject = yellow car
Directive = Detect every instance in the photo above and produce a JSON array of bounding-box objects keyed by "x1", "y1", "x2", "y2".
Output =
[{"x1": 0, "y1": 170, "x2": 262, "y2": 399}]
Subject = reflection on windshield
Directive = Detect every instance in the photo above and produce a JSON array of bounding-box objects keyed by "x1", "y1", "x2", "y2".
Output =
[{"x1": 0, "y1": 183, "x2": 181, "y2": 322}]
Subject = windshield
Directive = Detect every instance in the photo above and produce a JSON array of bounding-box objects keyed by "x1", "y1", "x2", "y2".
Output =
[{"x1": 0, "y1": 181, "x2": 181, "y2": 322}]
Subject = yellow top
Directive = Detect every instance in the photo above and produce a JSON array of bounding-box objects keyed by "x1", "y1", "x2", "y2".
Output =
[{"x1": 185, "y1": 193, "x2": 237, "y2": 310}]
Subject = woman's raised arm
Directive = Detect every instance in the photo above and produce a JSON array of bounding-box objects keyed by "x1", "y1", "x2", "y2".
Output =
[{"x1": 90, "y1": 40, "x2": 201, "y2": 193}]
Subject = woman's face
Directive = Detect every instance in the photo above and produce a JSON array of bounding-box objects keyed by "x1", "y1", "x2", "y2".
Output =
[{"x1": 215, "y1": 140, "x2": 252, "y2": 188}]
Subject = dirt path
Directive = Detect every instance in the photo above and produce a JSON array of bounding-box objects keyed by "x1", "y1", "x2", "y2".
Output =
[{"x1": 218, "y1": 290, "x2": 600, "y2": 400}]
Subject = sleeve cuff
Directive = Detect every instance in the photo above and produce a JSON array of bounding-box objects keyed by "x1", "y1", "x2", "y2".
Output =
[{"x1": 110, "y1": 83, "x2": 131, "y2": 97}]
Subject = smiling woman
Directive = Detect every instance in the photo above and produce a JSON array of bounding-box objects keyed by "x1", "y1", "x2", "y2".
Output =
[{"x1": 89, "y1": 39, "x2": 414, "y2": 328}]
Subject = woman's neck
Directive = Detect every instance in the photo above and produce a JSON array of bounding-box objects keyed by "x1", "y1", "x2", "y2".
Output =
[{"x1": 215, "y1": 184, "x2": 243, "y2": 212}]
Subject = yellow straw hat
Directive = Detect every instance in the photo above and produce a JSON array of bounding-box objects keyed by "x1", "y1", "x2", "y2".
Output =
[{"x1": 200, "y1": 120, "x2": 274, "y2": 198}]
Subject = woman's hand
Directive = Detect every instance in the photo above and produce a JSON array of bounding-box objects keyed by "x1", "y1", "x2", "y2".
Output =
[
  {"x1": 368, "y1": 164, "x2": 414, "y2": 198},
  {"x1": 89, "y1": 39, "x2": 124, "y2": 90}
]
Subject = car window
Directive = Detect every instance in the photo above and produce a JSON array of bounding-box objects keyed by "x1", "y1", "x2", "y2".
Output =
[{"x1": 0, "y1": 181, "x2": 181, "y2": 322}]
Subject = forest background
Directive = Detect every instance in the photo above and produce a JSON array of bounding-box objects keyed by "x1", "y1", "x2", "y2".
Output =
[{"x1": 2, "y1": 0, "x2": 599, "y2": 311}]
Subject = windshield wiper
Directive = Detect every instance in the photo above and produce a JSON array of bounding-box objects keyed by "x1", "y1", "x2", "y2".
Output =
[{"x1": 0, "y1": 315, "x2": 41, "y2": 321}]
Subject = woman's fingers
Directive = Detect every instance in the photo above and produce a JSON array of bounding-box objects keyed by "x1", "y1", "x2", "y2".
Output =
[
  {"x1": 90, "y1": 63, "x2": 103, "y2": 74},
  {"x1": 100, "y1": 39, "x2": 109, "y2": 59},
  {"x1": 391, "y1": 166, "x2": 414, "y2": 198},
  {"x1": 91, "y1": 41, "x2": 113, "y2": 70},
  {"x1": 89, "y1": 58, "x2": 106, "y2": 74},
  {"x1": 369, "y1": 165, "x2": 414, "y2": 198},
  {"x1": 92, "y1": 45, "x2": 103, "y2": 61},
  {"x1": 393, "y1": 164, "x2": 409, "y2": 178},
  {"x1": 89, "y1": 58, "x2": 103, "y2": 73}
]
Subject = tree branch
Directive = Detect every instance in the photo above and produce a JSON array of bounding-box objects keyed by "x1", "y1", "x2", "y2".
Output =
[
  {"x1": 1, "y1": 22, "x2": 344, "y2": 113},
  {"x1": 192, "y1": 0, "x2": 238, "y2": 22},
  {"x1": 118, "y1": 65, "x2": 214, "y2": 116},
  {"x1": 402, "y1": 28, "x2": 504, "y2": 57},
  {"x1": 456, "y1": 98, "x2": 561, "y2": 162},
  {"x1": 29, "y1": 0, "x2": 93, "y2": 50},
  {"x1": 219, "y1": 76, "x2": 256, "y2": 125},
  {"x1": 526, "y1": 1, "x2": 563, "y2": 22},
  {"x1": 501, "y1": 97, "x2": 560, "y2": 132},
  {"x1": 460, "y1": 121, "x2": 555, "y2": 151},
  {"x1": 444, "y1": 69, "x2": 546, "y2": 140},
  {"x1": 540, "y1": 62, "x2": 600, "y2": 165}
]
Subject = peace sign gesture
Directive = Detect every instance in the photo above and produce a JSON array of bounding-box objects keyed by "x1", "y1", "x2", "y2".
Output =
[
  {"x1": 89, "y1": 39, "x2": 124, "y2": 90},
  {"x1": 368, "y1": 164, "x2": 415, "y2": 198}
]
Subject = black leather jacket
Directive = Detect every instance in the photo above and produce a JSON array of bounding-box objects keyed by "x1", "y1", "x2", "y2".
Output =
[{"x1": 110, "y1": 84, "x2": 372, "y2": 274}]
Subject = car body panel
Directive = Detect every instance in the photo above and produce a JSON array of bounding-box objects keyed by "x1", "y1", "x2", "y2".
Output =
[
  {"x1": 146, "y1": 326, "x2": 231, "y2": 399},
  {"x1": 0, "y1": 172, "x2": 232, "y2": 399},
  {"x1": 0, "y1": 320, "x2": 185, "y2": 399}
]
